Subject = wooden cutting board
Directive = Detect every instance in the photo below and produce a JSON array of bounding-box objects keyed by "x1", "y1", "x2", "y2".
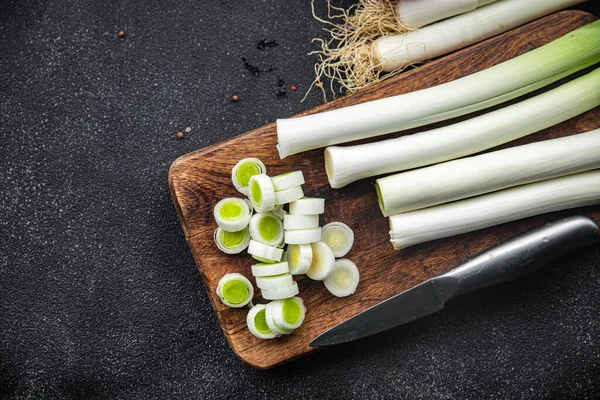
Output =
[{"x1": 169, "y1": 11, "x2": 600, "y2": 369}]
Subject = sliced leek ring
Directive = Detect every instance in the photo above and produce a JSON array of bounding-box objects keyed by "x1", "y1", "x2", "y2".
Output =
[
  {"x1": 321, "y1": 222, "x2": 354, "y2": 257},
  {"x1": 249, "y1": 174, "x2": 276, "y2": 213},
  {"x1": 232, "y1": 158, "x2": 267, "y2": 196},
  {"x1": 247, "y1": 304, "x2": 279, "y2": 339},
  {"x1": 213, "y1": 198, "x2": 252, "y2": 231},
  {"x1": 274, "y1": 185, "x2": 304, "y2": 205},
  {"x1": 271, "y1": 297, "x2": 306, "y2": 330},
  {"x1": 255, "y1": 273, "x2": 294, "y2": 290},
  {"x1": 272, "y1": 205, "x2": 287, "y2": 219},
  {"x1": 251, "y1": 262, "x2": 290, "y2": 277},
  {"x1": 283, "y1": 214, "x2": 319, "y2": 230},
  {"x1": 248, "y1": 239, "x2": 283, "y2": 262},
  {"x1": 213, "y1": 227, "x2": 251, "y2": 254},
  {"x1": 261, "y1": 281, "x2": 299, "y2": 301},
  {"x1": 271, "y1": 171, "x2": 305, "y2": 191},
  {"x1": 265, "y1": 301, "x2": 294, "y2": 334},
  {"x1": 216, "y1": 273, "x2": 254, "y2": 308},
  {"x1": 249, "y1": 212, "x2": 284, "y2": 247},
  {"x1": 286, "y1": 243, "x2": 312, "y2": 275},
  {"x1": 324, "y1": 259, "x2": 360, "y2": 298},
  {"x1": 306, "y1": 242, "x2": 335, "y2": 281},
  {"x1": 284, "y1": 227, "x2": 322, "y2": 245},
  {"x1": 289, "y1": 197, "x2": 325, "y2": 215}
]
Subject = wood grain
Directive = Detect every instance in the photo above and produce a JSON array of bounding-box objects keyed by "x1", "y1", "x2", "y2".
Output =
[{"x1": 169, "y1": 11, "x2": 599, "y2": 369}]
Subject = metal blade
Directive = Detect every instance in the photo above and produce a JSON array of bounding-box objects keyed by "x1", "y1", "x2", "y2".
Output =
[{"x1": 311, "y1": 280, "x2": 445, "y2": 347}]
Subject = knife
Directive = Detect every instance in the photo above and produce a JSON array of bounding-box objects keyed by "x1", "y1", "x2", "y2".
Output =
[{"x1": 310, "y1": 215, "x2": 599, "y2": 347}]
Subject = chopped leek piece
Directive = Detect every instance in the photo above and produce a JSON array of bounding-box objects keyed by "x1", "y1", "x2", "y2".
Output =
[
  {"x1": 324, "y1": 259, "x2": 360, "y2": 298},
  {"x1": 216, "y1": 273, "x2": 254, "y2": 308},
  {"x1": 249, "y1": 212, "x2": 284, "y2": 247},
  {"x1": 270, "y1": 297, "x2": 306, "y2": 330},
  {"x1": 248, "y1": 239, "x2": 283, "y2": 262},
  {"x1": 272, "y1": 205, "x2": 287, "y2": 219},
  {"x1": 262, "y1": 281, "x2": 300, "y2": 300},
  {"x1": 232, "y1": 158, "x2": 267, "y2": 196},
  {"x1": 321, "y1": 222, "x2": 354, "y2": 257},
  {"x1": 249, "y1": 174, "x2": 276, "y2": 213},
  {"x1": 213, "y1": 227, "x2": 251, "y2": 254},
  {"x1": 265, "y1": 301, "x2": 294, "y2": 334},
  {"x1": 251, "y1": 261, "x2": 290, "y2": 277},
  {"x1": 289, "y1": 197, "x2": 325, "y2": 215},
  {"x1": 306, "y1": 242, "x2": 335, "y2": 281},
  {"x1": 286, "y1": 244, "x2": 312, "y2": 275},
  {"x1": 271, "y1": 171, "x2": 305, "y2": 191},
  {"x1": 247, "y1": 304, "x2": 279, "y2": 339},
  {"x1": 213, "y1": 198, "x2": 252, "y2": 232},
  {"x1": 283, "y1": 214, "x2": 319, "y2": 230},
  {"x1": 255, "y1": 273, "x2": 294, "y2": 290},
  {"x1": 274, "y1": 185, "x2": 304, "y2": 205},
  {"x1": 284, "y1": 227, "x2": 322, "y2": 245}
]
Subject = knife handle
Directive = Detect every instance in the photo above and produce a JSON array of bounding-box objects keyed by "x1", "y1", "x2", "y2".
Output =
[{"x1": 434, "y1": 216, "x2": 599, "y2": 299}]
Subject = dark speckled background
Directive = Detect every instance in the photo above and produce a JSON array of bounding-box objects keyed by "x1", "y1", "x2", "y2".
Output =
[{"x1": 1, "y1": 1, "x2": 599, "y2": 398}]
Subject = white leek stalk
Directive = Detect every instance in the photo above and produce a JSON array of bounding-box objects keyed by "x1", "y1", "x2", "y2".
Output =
[
  {"x1": 284, "y1": 227, "x2": 322, "y2": 245},
  {"x1": 389, "y1": 170, "x2": 600, "y2": 250},
  {"x1": 271, "y1": 171, "x2": 305, "y2": 191},
  {"x1": 216, "y1": 273, "x2": 254, "y2": 308},
  {"x1": 289, "y1": 198, "x2": 325, "y2": 215},
  {"x1": 255, "y1": 273, "x2": 294, "y2": 291},
  {"x1": 326, "y1": 68, "x2": 600, "y2": 189},
  {"x1": 247, "y1": 304, "x2": 279, "y2": 339},
  {"x1": 377, "y1": 0, "x2": 586, "y2": 72},
  {"x1": 283, "y1": 214, "x2": 319, "y2": 230},
  {"x1": 397, "y1": 0, "x2": 499, "y2": 29},
  {"x1": 249, "y1": 174, "x2": 276, "y2": 213},
  {"x1": 276, "y1": 20, "x2": 600, "y2": 158},
  {"x1": 377, "y1": 129, "x2": 600, "y2": 216},
  {"x1": 324, "y1": 259, "x2": 360, "y2": 298},
  {"x1": 274, "y1": 185, "x2": 304, "y2": 205},
  {"x1": 247, "y1": 240, "x2": 283, "y2": 262}
]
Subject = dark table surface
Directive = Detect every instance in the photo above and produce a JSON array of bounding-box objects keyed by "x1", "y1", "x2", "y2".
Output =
[{"x1": 1, "y1": 1, "x2": 599, "y2": 398}]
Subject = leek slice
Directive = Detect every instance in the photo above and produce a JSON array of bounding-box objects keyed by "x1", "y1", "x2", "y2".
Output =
[
  {"x1": 249, "y1": 174, "x2": 276, "y2": 213},
  {"x1": 247, "y1": 304, "x2": 279, "y2": 339},
  {"x1": 232, "y1": 158, "x2": 267, "y2": 196},
  {"x1": 249, "y1": 212, "x2": 284, "y2": 247},
  {"x1": 247, "y1": 239, "x2": 283, "y2": 262},
  {"x1": 213, "y1": 198, "x2": 252, "y2": 232},
  {"x1": 286, "y1": 244, "x2": 313, "y2": 275},
  {"x1": 271, "y1": 171, "x2": 305, "y2": 191},
  {"x1": 270, "y1": 297, "x2": 306, "y2": 330},
  {"x1": 284, "y1": 227, "x2": 322, "y2": 245},
  {"x1": 262, "y1": 282, "x2": 300, "y2": 301},
  {"x1": 283, "y1": 214, "x2": 319, "y2": 230},
  {"x1": 216, "y1": 273, "x2": 254, "y2": 308},
  {"x1": 324, "y1": 259, "x2": 360, "y2": 298},
  {"x1": 274, "y1": 185, "x2": 304, "y2": 205},
  {"x1": 213, "y1": 227, "x2": 251, "y2": 254},
  {"x1": 251, "y1": 261, "x2": 290, "y2": 277},
  {"x1": 306, "y1": 242, "x2": 335, "y2": 281},
  {"x1": 289, "y1": 197, "x2": 325, "y2": 215},
  {"x1": 265, "y1": 301, "x2": 294, "y2": 334},
  {"x1": 321, "y1": 222, "x2": 354, "y2": 257},
  {"x1": 255, "y1": 273, "x2": 294, "y2": 290},
  {"x1": 272, "y1": 205, "x2": 287, "y2": 219}
]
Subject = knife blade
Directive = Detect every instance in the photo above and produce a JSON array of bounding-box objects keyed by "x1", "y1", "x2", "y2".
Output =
[{"x1": 310, "y1": 215, "x2": 599, "y2": 347}]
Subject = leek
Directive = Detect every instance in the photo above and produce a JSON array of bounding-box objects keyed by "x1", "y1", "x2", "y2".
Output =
[
  {"x1": 326, "y1": 68, "x2": 600, "y2": 189},
  {"x1": 306, "y1": 242, "x2": 335, "y2": 281},
  {"x1": 216, "y1": 273, "x2": 254, "y2": 308},
  {"x1": 262, "y1": 282, "x2": 300, "y2": 301},
  {"x1": 213, "y1": 227, "x2": 251, "y2": 255},
  {"x1": 274, "y1": 185, "x2": 304, "y2": 205},
  {"x1": 247, "y1": 239, "x2": 283, "y2": 263},
  {"x1": 249, "y1": 174, "x2": 276, "y2": 213},
  {"x1": 288, "y1": 198, "x2": 325, "y2": 215},
  {"x1": 251, "y1": 261, "x2": 290, "y2": 277},
  {"x1": 277, "y1": 20, "x2": 600, "y2": 158},
  {"x1": 324, "y1": 259, "x2": 360, "y2": 298},
  {"x1": 269, "y1": 297, "x2": 306, "y2": 331},
  {"x1": 249, "y1": 212, "x2": 284, "y2": 246},
  {"x1": 232, "y1": 158, "x2": 266, "y2": 196},
  {"x1": 377, "y1": 129, "x2": 600, "y2": 216},
  {"x1": 283, "y1": 214, "x2": 320, "y2": 230},
  {"x1": 321, "y1": 222, "x2": 354, "y2": 257},
  {"x1": 284, "y1": 227, "x2": 322, "y2": 245},
  {"x1": 255, "y1": 273, "x2": 294, "y2": 291},
  {"x1": 286, "y1": 243, "x2": 313, "y2": 275},
  {"x1": 247, "y1": 304, "x2": 279, "y2": 339},
  {"x1": 271, "y1": 171, "x2": 305, "y2": 191},
  {"x1": 213, "y1": 198, "x2": 252, "y2": 232},
  {"x1": 389, "y1": 170, "x2": 600, "y2": 250}
]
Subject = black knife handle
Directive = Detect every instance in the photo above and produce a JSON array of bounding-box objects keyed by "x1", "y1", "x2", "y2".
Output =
[{"x1": 433, "y1": 216, "x2": 599, "y2": 300}]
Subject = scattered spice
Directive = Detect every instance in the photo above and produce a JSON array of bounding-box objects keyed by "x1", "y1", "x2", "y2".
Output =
[
  {"x1": 177, "y1": 132, "x2": 184, "y2": 139},
  {"x1": 232, "y1": 95, "x2": 239, "y2": 102},
  {"x1": 118, "y1": 31, "x2": 126, "y2": 38},
  {"x1": 290, "y1": 85, "x2": 298, "y2": 91},
  {"x1": 185, "y1": 127, "x2": 191, "y2": 133}
]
